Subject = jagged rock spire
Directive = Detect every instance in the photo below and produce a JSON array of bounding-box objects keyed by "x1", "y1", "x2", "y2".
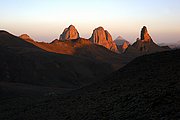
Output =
[{"x1": 140, "y1": 26, "x2": 152, "y2": 42}]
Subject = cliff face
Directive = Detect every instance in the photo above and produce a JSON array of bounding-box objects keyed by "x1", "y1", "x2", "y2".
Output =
[
  {"x1": 59, "y1": 25, "x2": 80, "y2": 40},
  {"x1": 140, "y1": 26, "x2": 152, "y2": 42},
  {"x1": 90, "y1": 27, "x2": 118, "y2": 53}
]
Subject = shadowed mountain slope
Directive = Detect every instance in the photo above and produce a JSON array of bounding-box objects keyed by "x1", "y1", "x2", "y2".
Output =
[
  {"x1": 20, "y1": 35, "x2": 122, "y2": 70},
  {"x1": 1, "y1": 48, "x2": 180, "y2": 120},
  {"x1": 0, "y1": 31, "x2": 116, "y2": 92}
]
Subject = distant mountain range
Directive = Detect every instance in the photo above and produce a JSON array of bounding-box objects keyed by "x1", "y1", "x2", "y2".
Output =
[{"x1": 158, "y1": 41, "x2": 180, "y2": 49}]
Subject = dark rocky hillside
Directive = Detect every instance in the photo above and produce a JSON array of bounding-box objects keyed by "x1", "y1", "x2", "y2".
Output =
[
  {"x1": 1, "y1": 49, "x2": 180, "y2": 120},
  {"x1": 0, "y1": 30, "x2": 117, "y2": 93}
]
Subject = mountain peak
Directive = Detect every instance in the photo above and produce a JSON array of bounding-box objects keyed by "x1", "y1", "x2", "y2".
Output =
[
  {"x1": 116, "y1": 36, "x2": 124, "y2": 40},
  {"x1": 114, "y1": 35, "x2": 129, "y2": 46},
  {"x1": 132, "y1": 26, "x2": 167, "y2": 53},
  {"x1": 68, "y1": 25, "x2": 76, "y2": 29},
  {"x1": 59, "y1": 25, "x2": 80, "y2": 40},
  {"x1": 90, "y1": 26, "x2": 118, "y2": 53},
  {"x1": 140, "y1": 26, "x2": 152, "y2": 42},
  {"x1": 96, "y1": 26, "x2": 104, "y2": 30},
  {"x1": 20, "y1": 34, "x2": 30, "y2": 38},
  {"x1": 19, "y1": 34, "x2": 34, "y2": 41}
]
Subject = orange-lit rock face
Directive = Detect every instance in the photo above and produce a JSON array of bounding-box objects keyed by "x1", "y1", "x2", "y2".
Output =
[
  {"x1": 90, "y1": 27, "x2": 118, "y2": 53},
  {"x1": 91, "y1": 27, "x2": 106, "y2": 43},
  {"x1": 141, "y1": 26, "x2": 152, "y2": 42},
  {"x1": 59, "y1": 25, "x2": 80, "y2": 40},
  {"x1": 19, "y1": 34, "x2": 33, "y2": 42},
  {"x1": 122, "y1": 41, "x2": 129, "y2": 52},
  {"x1": 132, "y1": 26, "x2": 165, "y2": 53}
]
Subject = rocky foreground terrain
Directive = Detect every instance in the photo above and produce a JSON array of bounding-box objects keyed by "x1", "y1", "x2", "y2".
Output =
[{"x1": 0, "y1": 49, "x2": 180, "y2": 120}]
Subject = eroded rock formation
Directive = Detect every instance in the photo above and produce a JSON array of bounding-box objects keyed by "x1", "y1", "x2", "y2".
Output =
[
  {"x1": 59, "y1": 25, "x2": 80, "y2": 40},
  {"x1": 90, "y1": 27, "x2": 118, "y2": 53}
]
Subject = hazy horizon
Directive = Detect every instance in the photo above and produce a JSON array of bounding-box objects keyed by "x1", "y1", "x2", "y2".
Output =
[{"x1": 1, "y1": 0, "x2": 180, "y2": 43}]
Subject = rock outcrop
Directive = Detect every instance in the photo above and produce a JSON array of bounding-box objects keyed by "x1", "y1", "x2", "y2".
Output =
[
  {"x1": 140, "y1": 26, "x2": 152, "y2": 42},
  {"x1": 132, "y1": 26, "x2": 165, "y2": 53},
  {"x1": 90, "y1": 27, "x2": 118, "y2": 53},
  {"x1": 19, "y1": 34, "x2": 34, "y2": 42},
  {"x1": 59, "y1": 25, "x2": 80, "y2": 40},
  {"x1": 122, "y1": 41, "x2": 129, "y2": 52}
]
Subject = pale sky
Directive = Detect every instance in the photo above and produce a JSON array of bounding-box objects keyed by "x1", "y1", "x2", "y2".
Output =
[{"x1": 0, "y1": 0, "x2": 180, "y2": 43}]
